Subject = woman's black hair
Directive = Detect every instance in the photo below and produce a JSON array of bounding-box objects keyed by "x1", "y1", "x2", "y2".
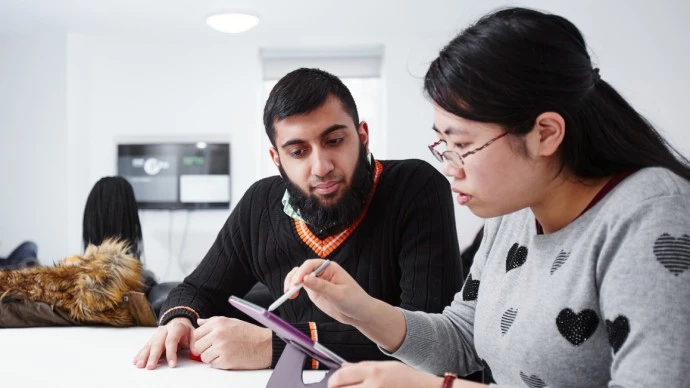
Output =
[
  {"x1": 425, "y1": 7, "x2": 690, "y2": 180},
  {"x1": 82, "y1": 176, "x2": 143, "y2": 259}
]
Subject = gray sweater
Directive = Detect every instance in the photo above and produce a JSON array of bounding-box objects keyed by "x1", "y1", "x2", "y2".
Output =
[{"x1": 391, "y1": 168, "x2": 690, "y2": 387}]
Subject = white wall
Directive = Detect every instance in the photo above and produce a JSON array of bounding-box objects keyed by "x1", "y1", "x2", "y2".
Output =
[
  {"x1": 1, "y1": 1, "x2": 689, "y2": 280},
  {"x1": 66, "y1": 33, "x2": 91, "y2": 258},
  {"x1": 0, "y1": 35, "x2": 69, "y2": 265},
  {"x1": 79, "y1": 37, "x2": 261, "y2": 280}
]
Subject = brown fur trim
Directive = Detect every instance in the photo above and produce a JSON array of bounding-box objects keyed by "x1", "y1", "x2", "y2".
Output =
[{"x1": 0, "y1": 239, "x2": 144, "y2": 326}]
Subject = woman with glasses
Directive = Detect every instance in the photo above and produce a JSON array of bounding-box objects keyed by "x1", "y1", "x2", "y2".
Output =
[{"x1": 283, "y1": 7, "x2": 690, "y2": 388}]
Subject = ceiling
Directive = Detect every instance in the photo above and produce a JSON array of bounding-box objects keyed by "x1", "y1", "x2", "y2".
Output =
[{"x1": 0, "y1": 0, "x2": 499, "y2": 42}]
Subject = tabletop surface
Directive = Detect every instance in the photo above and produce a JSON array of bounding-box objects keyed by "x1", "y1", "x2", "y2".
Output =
[{"x1": 0, "y1": 326, "x2": 326, "y2": 388}]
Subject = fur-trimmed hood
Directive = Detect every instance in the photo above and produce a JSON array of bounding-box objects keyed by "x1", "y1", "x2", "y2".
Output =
[{"x1": 0, "y1": 239, "x2": 149, "y2": 326}]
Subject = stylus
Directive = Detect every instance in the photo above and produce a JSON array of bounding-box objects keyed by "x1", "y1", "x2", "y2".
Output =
[{"x1": 268, "y1": 260, "x2": 331, "y2": 312}]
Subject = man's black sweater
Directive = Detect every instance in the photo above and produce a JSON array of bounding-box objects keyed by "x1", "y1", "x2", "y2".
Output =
[{"x1": 160, "y1": 159, "x2": 463, "y2": 368}]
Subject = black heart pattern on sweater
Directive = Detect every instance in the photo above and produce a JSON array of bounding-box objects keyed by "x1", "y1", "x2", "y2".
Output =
[
  {"x1": 550, "y1": 250, "x2": 570, "y2": 275},
  {"x1": 462, "y1": 274, "x2": 480, "y2": 301},
  {"x1": 653, "y1": 233, "x2": 690, "y2": 276},
  {"x1": 605, "y1": 315, "x2": 630, "y2": 354},
  {"x1": 520, "y1": 371, "x2": 547, "y2": 388},
  {"x1": 506, "y1": 243, "x2": 528, "y2": 272},
  {"x1": 500, "y1": 308, "x2": 518, "y2": 335},
  {"x1": 556, "y1": 308, "x2": 599, "y2": 346}
]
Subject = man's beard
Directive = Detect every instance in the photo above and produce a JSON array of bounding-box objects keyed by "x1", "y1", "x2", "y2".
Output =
[{"x1": 280, "y1": 143, "x2": 374, "y2": 236}]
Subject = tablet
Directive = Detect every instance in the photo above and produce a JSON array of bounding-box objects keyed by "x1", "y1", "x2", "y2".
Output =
[{"x1": 228, "y1": 295, "x2": 346, "y2": 369}]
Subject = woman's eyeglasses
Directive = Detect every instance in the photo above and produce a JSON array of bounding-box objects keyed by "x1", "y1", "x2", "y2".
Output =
[{"x1": 428, "y1": 132, "x2": 507, "y2": 168}]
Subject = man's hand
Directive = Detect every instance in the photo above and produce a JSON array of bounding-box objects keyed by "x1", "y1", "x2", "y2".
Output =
[
  {"x1": 191, "y1": 316, "x2": 272, "y2": 370},
  {"x1": 133, "y1": 317, "x2": 195, "y2": 369}
]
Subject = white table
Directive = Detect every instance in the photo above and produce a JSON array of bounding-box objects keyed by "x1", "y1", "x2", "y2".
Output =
[{"x1": 0, "y1": 327, "x2": 326, "y2": 388}]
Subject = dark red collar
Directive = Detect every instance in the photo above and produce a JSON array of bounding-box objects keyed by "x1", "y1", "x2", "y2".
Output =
[{"x1": 536, "y1": 169, "x2": 637, "y2": 235}]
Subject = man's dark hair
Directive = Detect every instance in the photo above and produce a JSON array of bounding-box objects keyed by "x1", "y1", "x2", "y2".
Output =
[{"x1": 263, "y1": 68, "x2": 359, "y2": 147}]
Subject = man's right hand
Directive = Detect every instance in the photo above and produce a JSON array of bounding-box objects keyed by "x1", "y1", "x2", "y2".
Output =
[{"x1": 133, "y1": 317, "x2": 195, "y2": 369}]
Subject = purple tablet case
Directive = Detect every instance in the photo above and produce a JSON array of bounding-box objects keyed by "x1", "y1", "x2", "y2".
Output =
[{"x1": 229, "y1": 295, "x2": 344, "y2": 388}]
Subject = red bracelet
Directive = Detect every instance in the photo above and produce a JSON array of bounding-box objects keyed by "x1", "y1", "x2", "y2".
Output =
[{"x1": 442, "y1": 372, "x2": 458, "y2": 388}]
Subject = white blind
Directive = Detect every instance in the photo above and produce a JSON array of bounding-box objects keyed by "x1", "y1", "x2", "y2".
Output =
[{"x1": 260, "y1": 47, "x2": 383, "y2": 80}]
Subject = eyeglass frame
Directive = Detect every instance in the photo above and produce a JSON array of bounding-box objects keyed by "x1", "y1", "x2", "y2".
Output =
[{"x1": 428, "y1": 132, "x2": 508, "y2": 167}]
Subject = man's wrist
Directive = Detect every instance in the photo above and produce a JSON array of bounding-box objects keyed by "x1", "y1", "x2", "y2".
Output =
[
  {"x1": 169, "y1": 316, "x2": 195, "y2": 328},
  {"x1": 158, "y1": 306, "x2": 200, "y2": 327}
]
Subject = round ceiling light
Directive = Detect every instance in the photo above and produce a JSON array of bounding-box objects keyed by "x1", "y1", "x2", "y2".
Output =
[{"x1": 206, "y1": 12, "x2": 259, "y2": 34}]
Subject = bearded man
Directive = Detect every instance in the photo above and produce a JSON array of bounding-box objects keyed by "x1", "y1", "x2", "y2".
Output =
[{"x1": 134, "y1": 68, "x2": 463, "y2": 371}]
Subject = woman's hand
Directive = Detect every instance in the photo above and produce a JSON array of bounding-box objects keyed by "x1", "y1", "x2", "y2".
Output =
[
  {"x1": 328, "y1": 361, "x2": 441, "y2": 388},
  {"x1": 285, "y1": 259, "x2": 408, "y2": 352},
  {"x1": 284, "y1": 259, "x2": 374, "y2": 326}
]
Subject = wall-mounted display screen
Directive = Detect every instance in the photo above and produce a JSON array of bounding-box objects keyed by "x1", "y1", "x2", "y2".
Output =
[{"x1": 117, "y1": 142, "x2": 230, "y2": 209}]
